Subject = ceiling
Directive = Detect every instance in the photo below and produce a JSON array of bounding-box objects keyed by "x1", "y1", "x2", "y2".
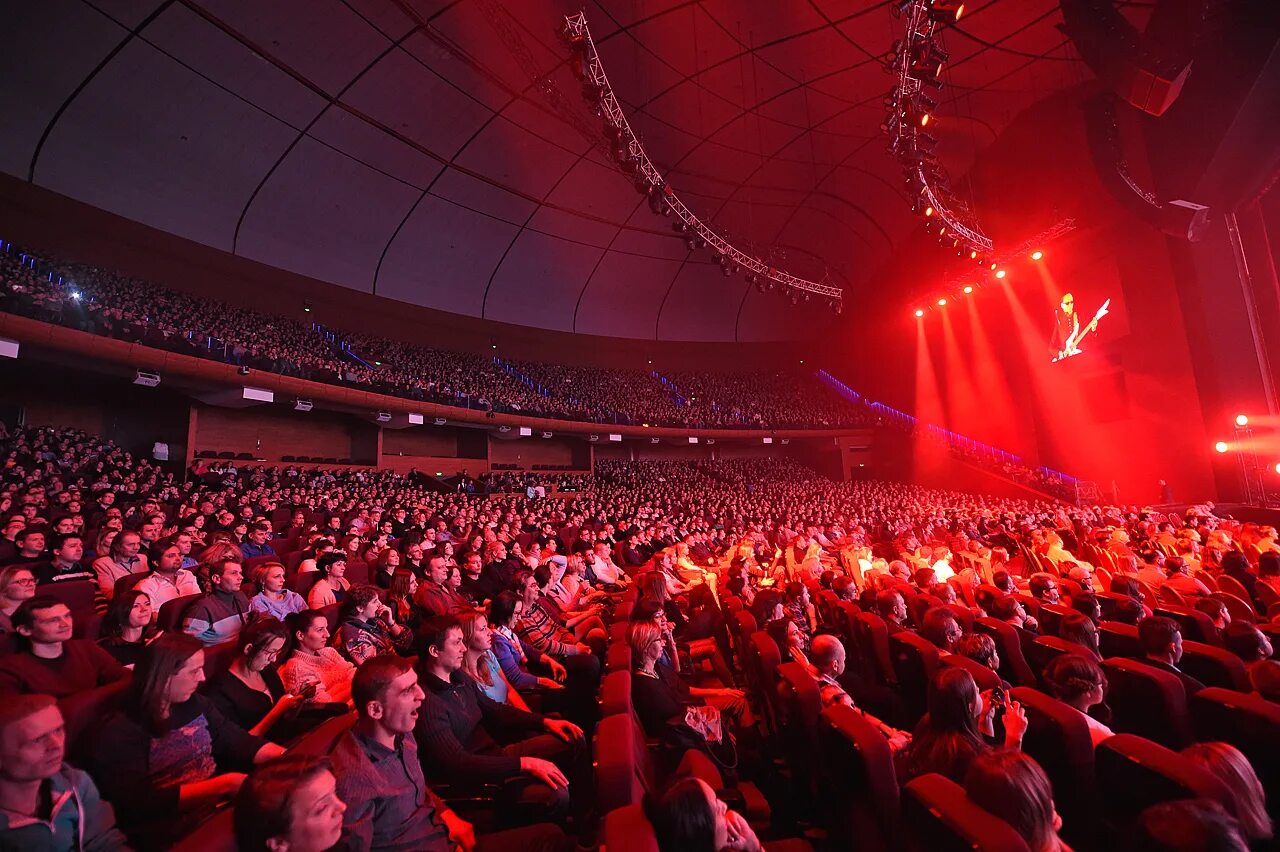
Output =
[{"x1": 0, "y1": 0, "x2": 1090, "y2": 341}]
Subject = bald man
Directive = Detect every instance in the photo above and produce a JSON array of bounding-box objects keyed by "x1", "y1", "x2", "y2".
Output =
[{"x1": 810, "y1": 635, "x2": 911, "y2": 751}]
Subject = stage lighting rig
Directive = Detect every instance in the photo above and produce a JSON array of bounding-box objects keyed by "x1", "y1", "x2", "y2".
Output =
[
  {"x1": 561, "y1": 12, "x2": 842, "y2": 311},
  {"x1": 884, "y1": 0, "x2": 992, "y2": 258}
]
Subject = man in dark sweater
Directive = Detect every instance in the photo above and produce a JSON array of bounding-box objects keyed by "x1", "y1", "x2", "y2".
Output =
[
  {"x1": 182, "y1": 557, "x2": 250, "y2": 645},
  {"x1": 32, "y1": 532, "x2": 95, "y2": 586},
  {"x1": 414, "y1": 616, "x2": 585, "y2": 824},
  {"x1": 1139, "y1": 615, "x2": 1206, "y2": 700},
  {"x1": 0, "y1": 596, "x2": 128, "y2": 697}
]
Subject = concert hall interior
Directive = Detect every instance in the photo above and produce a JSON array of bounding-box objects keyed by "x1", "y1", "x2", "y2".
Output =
[{"x1": 1, "y1": 2, "x2": 1280, "y2": 852}]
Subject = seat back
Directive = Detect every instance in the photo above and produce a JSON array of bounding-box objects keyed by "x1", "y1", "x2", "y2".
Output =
[
  {"x1": 606, "y1": 640, "x2": 632, "y2": 674},
  {"x1": 1189, "y1": 687, "x2": 1280, "y2": 808},
  {"x1": 289, "y1": 570, "x2": 322, "y2": 598},
  {"x1": 819, "y1": 703, "x2": 901, "y2": 852},
  {"x1": 1095, "y1": 591, "x2": 1130, "y2": 620},
  {"x1": 1154, "y1": 603, "x2": 1219, "y2": 645},
  {"x1": 1026, "y1": 636, "x2": 1093, "y2": 677},
  {"x1": 909, "y1": 593, "x2": 944, "y2": 628},
  {"x1": 158, "y1": 592, "x2": 204, "y2": 632},
  {"x1": 939, "y1": 653, "x2": 1000, "y2": 691},
  {"x1": 974, "y1": 617, "x2": 1036, "y2": 687},
  {"x1": 594, "y1": 712, "x2": 646, "y2": 814},
  {"x1": 202, "y1": 638, "x2": 241, "y2": 680},
  {"x1": 600, "y1": 670, "x2": 633, "y2": 719},
  {"x1": 58, "y1": 678, "x2": 130, "y2": 763},
  {"x1": 902, "y1": 774, "x2": 1032, "y2": 852},
  {"x1": 172, "y1": 808, "x2": 235, "y2": 852},
  {"x1": 1101, "y1": 658, "x2": 1193, "y2": 747},
  {"x1": 289, "y1": 711, "x2": 357, "y2": 756},
  {"x1": 855, "y1": 611, "x2": 896, "y2": 686},
  {"x1": 1095, "y1": 734, "x2": 1233, "y2": 830},
  {"x1": 890, "y1": 631, "x2": 941, "y2": 723},
  {"x1": 36, "y1": 579, "x2": 97, "y2": 615},
  {"x1": 1214, "y1": 574, "x2": 1253, "y2": 605},
  {"x1": 748, "y1": 630, "x2": 783, "y2": 728},
  {"x1": 1097, "y1": 621, "x2": 1142, "y2": 659},
  {"x1": 1011, "y1": 687, "x2": 1099, "y2": 848},
  {"x1": 1212, "y1": 590, "x2": 1258, "y2": 623},
  {"x1": 1037, "y1": 603, "x2": 1073, "y2": 637},
  {"x1": 775, "y1": 662, "x2": 823, "y2": 795},
  {"x1": 1178, "y1": 640, "x2": 1249, "y2": 690},
  {"x1": 602, "y1": 803, "x2": 660, "y2": 852},
  {"x1": 112, "y1": 571, "x2": 149, "y2": 600}
]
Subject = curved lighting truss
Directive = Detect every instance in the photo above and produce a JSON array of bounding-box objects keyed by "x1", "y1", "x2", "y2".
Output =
[
  {"x1": 561, "y1": 12, "x2": 843, "y2": 310},
  {"x1": 885, "y1": 0, "x2": 994, "y2": 258}
]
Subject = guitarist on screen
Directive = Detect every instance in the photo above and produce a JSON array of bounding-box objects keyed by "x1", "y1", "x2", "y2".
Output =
[{"x1": 1051, "y1": 292, "x2": 1110, "y2": 362}]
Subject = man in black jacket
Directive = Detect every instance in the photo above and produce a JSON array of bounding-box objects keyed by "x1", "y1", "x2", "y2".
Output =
[
  {"x1": 1138, "y1": 615, "x2": 1205, "y2": 700},
  {"x1": 414, "y1": 616, "x2": 586, "y2": 825}
]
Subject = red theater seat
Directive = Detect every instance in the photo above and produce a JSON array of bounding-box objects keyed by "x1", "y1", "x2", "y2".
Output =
[
  {"x1": 890, "y1": 631, "x2": 941, "y2": 722},
  {"x1": 602, "y1": 804, "x2": 659, "y2": 852},
  {"x1": 594, "y1": 712, "x2": 723, "y2": 816},
  {"x1": 59, "y1": 678, "x2": 130, "y2": 764},
  {"x1": 903, "y1": 774, "x2": 1031, "y2": 852},
  {"x1": 1011, "y1": 687, "x2": 1099, "y2": 848},
  {"x1": 156, "y1": 592, "x2": 203, "y2": 631},
  {"x1": 1037, "y1": 603, "x2": 1074, "y2": 637},
  {"x1": 1026, "y1": 635, "x2": 1094, "y2": 676},
  {"x1": 940, "y1": 653, "x2": 1001, "y2": 691},
  {"x1": 1189, "y1": 687, "x2": 1280, "y2": 807},
  {"x1": 1095, "y1": 734, "x2": 1233, "y2": 830},
  {"x1": 818, "y1": 704, "x2": 900, "y2": 852},
  {"x1": 854, "y1": 611, "x2": 896, "y2": 686},
  {"x1": 1101, "y1": 659, "x2": 1194, "y2": 748},
  {"x1": 1155, "y1": 603, "x2": 1219, "y2": 645},
  {"x1": 600, "y1": 670, "x2": 632, "y2": 719},
  {"x1": 1097, "y1": 621, "x2": 1142, "y2": 659},
  {"x1": 974, "y1": 617, "x2": 1037, "y2": 687},
  {"x1": 1178, "y1": 640, "x2": 1249, "y2": 690}
]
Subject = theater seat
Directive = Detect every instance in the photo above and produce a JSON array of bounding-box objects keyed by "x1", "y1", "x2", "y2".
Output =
[
  {"x1": 891, "y1": 631, "x2": 941, "y2": 723},
  {"x1": 1037, "y1": 603, "x2": 1074, "y2": 637},
  {"x1": 854, "y1": 611, "x2": 896, "y2": 686},
  {"x1": 1095, "y1": 734, "x2": 1233, "y2": 831},
  {"x1": 172, "y1": 808, "x2": 235, "y2": 852},
  {"x1": 202, "y1": 638, "x2": 241, "y2": 680},
  {"x1": 602, "y1": 804, "x2": 660, "y2": 852},
  {"x1": 818, "y1": 704, "x2": 900, "y2": 852},
  {"x1": 606, "y1": 641, "x2": 632, "y2": 674},
  {"x1": 1101, "y1": 659, "x2": 1193, "y2": 748},
  {"x1": 902, "y1": 774, "x2": 1031, "y2": 852},
  {"x1": 1155, "y1": 603, "x2": 1219, "y2": 645},
  {"x1": 111, "y1": 571, "x2": 149, "y2": 601},
  {"x1": 1026, "y1": 635, "x2": 1093, "y2": 677},
  {"x1": 1189, "y1": 687, "x2": 1280, "y2": 807},
  {"x1": 600, "y1": 670, "x2": 632, "y2": 719},
  {"x1": 58, "y1": 678, "x2": 130, "y2": 764},
  {"x1": 775, "y1": 662, "x2": 822, "y2": 796},
  {"x1": 748, "y1": 630, "x2": 783, "y2": 732},
  {"x1": 157, "y1": 592, "x2": 203, "y2": 632},
  {"x1": 941, "y1": 603, "x2": 974, "y2": 634},
  {"x1": 36, "y1": 579, "x2": 96, "y2": 616},
  {"x1": 289, "y1": 711, "x2": 357, "y2": 756},
  {"x1": 1011, "y1": 687, "x2": 1099, "y2": 849},
  {"x1": 940, "y1": 653, "x2": 1000, "y2": 691},
  {"x1": 1097, "y1": 621, "x2": 1142, "y2": 659},
  {"x1": 974, "y1": 617, "x2": 1036, "y2": 687},
  {"x1": 1177, "y1": 640, "x2": 1249, "y2": 690},
  {"x1": 594, "y1": 712, "x2": 722, "y2": 816}
]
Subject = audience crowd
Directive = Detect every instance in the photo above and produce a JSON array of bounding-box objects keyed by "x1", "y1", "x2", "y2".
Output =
[{"x1": 0, "y1": 416, "x2": 1276, "y2": 850}]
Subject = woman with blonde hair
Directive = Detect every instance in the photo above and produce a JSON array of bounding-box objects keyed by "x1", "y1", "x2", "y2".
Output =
[
  {"x1": 1181, "y1": 742, "x2": 1273, "y2": 845},
  {"x1": 458, "y1": 608, "x2": 530, "y2": 711}
]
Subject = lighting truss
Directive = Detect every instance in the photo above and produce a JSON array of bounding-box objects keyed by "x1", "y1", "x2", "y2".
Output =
[
  {"x1": 561, "y1": 12, "x2": 843, "y2": 307},
  {"x1": 885, "y1": 1, "x2": 993, "y2": 256}
]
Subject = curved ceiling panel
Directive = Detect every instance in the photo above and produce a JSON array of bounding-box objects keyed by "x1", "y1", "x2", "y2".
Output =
[
  {"x1": 236, "y1": 136, "x2": 421, "y2": 289},
  {"x1": 1, "y1": 0, "x2": 1087, "y2": 341}
]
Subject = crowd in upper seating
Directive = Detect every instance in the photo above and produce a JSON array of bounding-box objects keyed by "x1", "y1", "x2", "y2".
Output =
[{"x1": 0, "y1": 417, "x2": 1277, "y2": 850}]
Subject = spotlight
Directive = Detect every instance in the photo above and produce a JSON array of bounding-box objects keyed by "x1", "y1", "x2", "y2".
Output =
[
  {"x1": 1215, "y1": 441, "x2": 1229, "y2": 454},
  {"x1": 937, "y1": 298, "x2": 947, "y2": 307},
  {"x1": 969, "y1": 251, "x2": 977, "y2": 260},
  {"x1": 920, "y1": 113, "x2": 931, "y2": 127},
  {"x1": 995, "y1": 269, "x2": 1006, "y2": 279},
  {"x1": 924, "y1": 206, "x2": 934, "y2": 217},
  {"x1": 990, "y1": 262, "x2": 998, "y2": 270},
  {"x1": 69, "y1": 290, "x2": 81, "y2": 301},
  {"x1": 1275, "y1": 462, "x2": 1280, "y2": 475},
  {"x1": 1031, "y1": 250, "x2": 1044, "y2": 261},
  {"x1": 1236, "y1": 414, "x2": 1249, "y2": 427},
  {"x1": 915, "y1": 309, "x2": 925, "y2": 317},
  {"x1": 963, "y1": 286, "x2": 973, "y2": 294},
  {"x1": 928, "y1": 1, "x2": 965, "y2": 22}
]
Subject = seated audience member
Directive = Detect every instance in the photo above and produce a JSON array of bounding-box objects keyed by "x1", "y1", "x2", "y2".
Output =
[
  {"x1": 1041, "y1": 654, "x2": 1114, "y2": 746},
  {"x1": 372, "y1": 547, "x2": 401, "y2": 590},
  {"x1": 644, "y1": 776, "x2": 808, "y2": 852},
  {"x1": 182, "y1": 557, "x2": 251, "y2": 645},
  {"x1": 783, "y1": 581, "x2": 816, "y2": 648},
  {"x1": 1135, "y1": 551, "x2": 1168, "y2": 590},
  {"x1": 458, "y1": 608, "x2": 530, "y2": 711},
  {"x1": 0, "y1": 694, "x2": 128, "y2": 850},
  {"x1": 1163, "y1": 557, "x2": 1211, "y2": 599},
  {"x1": 415, "y1": 615, "x2": 585, "y2": 820},
  {"x1": 1250, "y1": 659, "x2": 1280, "y2": 701},
  {"x1": 92, "y1": 530, "x2": 146, "y2": 600},
  {"x1": 248, "y1": 562, "x2": 306, "y2": 621},
  {"x1": 511, "y1": 570, "x2": 595, "y2": 661},
  {"x1": 1066, "y1": 563, "x2": 1096, "y2": 594},
  {"x1": 336, "y1": 584, "x2": 411, "y2": 665},
  {"x1": 588, "y1": 540, "x2": 630, "y2": 590},
  {"x1": 206, "y1": 618, "x2": 331, "y2": 742},
  {"x1": 1220, "y1": 551, "x2": 1260, "y2": 607},
  {"x1": 278, "y1": 610, "x2": 356, "y2": 705},
  {"x1": 956, "y1": 633, "x2": 1009, "y2": 685},
  {"x1": 32, "y1": 532, "x2": 94, "y2": 585},
  {"x1": 0, "y1": 564, "x2": 37, "y2": 636},
  {"x1": 750, "y1": 588, "x2": 785, "y2": 630},
  {"x1": 233, "y1": 755, "x2": 346, "y2": 852},
  {"x1": 992, "y1": 569, "x2": 1016, "y2": 594},
  {"x1": 1029, "y1": 572, "x2": 1061, "y2": 605},
  {"x1": 767, "y1": 616, "x2": 812, "y2": 671},
  {"x1": 1111, "y1": 595, "x2": 1145, "y2": 625},
  {"x1": 1132, "y1": 799, "x2": 1248, "y2": 852},
  {"x1": 1223, "y1": 621, "x2": 1274, "y2": 681},
  {"x1": 0, "y1": 596, "x2": 128, "y2": 696},
  {"x1": 913, "y1": 567, "x2": 938, "y2": 594},
  {"x1": 134, "y1": 538, "x2": 201, "y2": 613},
  {"x1": 89, "y1": 632, "x2": 284, "y2": 848},
  {"x1": 991, "y1": 594, "x2": 1040, "y2": 643},
  {"x1": 876, "y1": 589, "x2": 911, "y2": 634},
  {"x1": 810, "y1": 634, "x2": 910, "y2": 749},
  {"x1": 414, "y1": 555, "x2": 469, "y2": 617},
  {"x1": 306, "y1": 553, "x2": 351, "y2": 609},
  {"x1": 475, "y1": 540, "x2": 521, "y2": 605},
  {"x1": 965, "y1": 751, "x2": 1069, "y2": 852},
  {"x1": 1068, "y1": 592, "x2": 1101, "y2": 623},
  {"x1": 1138, "y1": 615, "x2": 1205, "y2": 699},
  {"x1": 240, "y1": 522, "x2": 277, "y2": 561},
  {"x1": 1181, "y1": 742, "x2": 1273, "y2": 847},
  {"x1": 386, "y1": 569, "x2": 423, "y2": 633},
  {"x1": 920, "y1": 608, "x2": 963, "y2": 653},
  {"x1": 1193, "y1": 598, "x2": 1230, "y2": 639},
  {"x1": 331, "y1": 654, "x2": 569, "y2": 852},
  {"x1": 533, "y1": 563, "x2": 607, "y2": 652},
  {"x1": 1058, "y1": 612, "x2": 1103, "y2": 661},
  {"x1": 896, "y1": 667, "x2": 1027, "y2": 784},
  {"x1": 97, "y1": 589, "x2": 158, "y2": 667},
  {"x1": 4, "y1": 526, "x2": 47, "y2": 569},
  {"x1": 489, "y1": 591, "x2": 587, "y2": 718}
]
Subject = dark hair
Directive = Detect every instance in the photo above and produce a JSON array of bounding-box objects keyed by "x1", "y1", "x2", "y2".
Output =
[
  {"x1": 957, "y1": 633, "x2": 997, "y2": 669},
  {"x1": 1069, "y1": 593, "x2": 1100, "y2": 621},
  {"x1": 1257, "y1": 551, "x2": 1280, "y2": 578},
  {"x1": 127, "y1": 632, "x2": 205, "y2": 734},
  {"x1": 532, "y1": 563, "x2": 553, "y2": 591},
  {"x1": 1042, "y1": 653, "x2": 1107, "y2": 704},
  {"x1": 510, "y1": 570, "x2": 534, "y2": 595},
  {"x1": 316, "y1": 552, "x2": 346, "y2": 577},
  {"x1": 1194, "y1": 598, "x2": 1227, "y2": 623},
  {"x1": 1110, "y1": 575, "x2": 1142, "y2": 600},
  {"x1": 965, "y1": 751, "x2": 1058, "y2": 852},
  {"x1": 992, "y1": 570, "x2": 1014, "y2": 592},
  {"x1": 1029, "y1": 573, "x2": 1057, "y2": 599},
  {"x1": 1223, "y1": 621, "x2": 1269, "y2": 663},
  {"x1": 630, "y1": 599, "x2": 663, "y2": 623},
  {"x1": 784, "y1": 581, "x2": 805, "y2": 602},
  {"x1": 990, "y1": 595, "x2": 1021, "y2": 621},
  {"x1": 206, "y1": 556, "x2": 241, "y2": 581},
  {"x1": 234, "y1": 756, "x2": 335, "y2": 851},
  {"x1": 338, "y1": 584, "x2": 382, "y2": 622},
  {"x1": 875, "y1": 589, "x2": 904, "y2": 619},
  {"x1": 11, "y1": 594, "x2": 64, "y2": 633},
  {"x1": 101, "y1": 589, "x2": 152, "y2": 644},
  {"x1": 765, "y1": 617, "x2": 792, "y2": 652},
  {"x1": 899, "y1": 667, "x2": 987, "y2": 784},
  {"x1": 1112, "y1": 596, "x2": 1144, "y2": 625},
  {"x1": 489, "y1": 591, "x2": 520, "y2": 629},
  {"x1": 921, "y1": 608, "x2": 961, "y2": 650},
  {"x1": 418, "y1": 614, "x2": 461, "y2": 662},
  {"x1": 1132, "y1": 799, "x2": 1248, "y2": 852},
  {"x1": 48, "y1": 531, "x2": 82, "y2": 553},
  {"x1": 1138, "y1": 616, "x2": 1180, "y2": 656},
  {"x1": 643, "y1": 776, "x2": 716, "y2": 852},
  {"x1": 238, "y1": 618, "x2": 288, "y2": 661},
  {"x1": 1059, "y1": 612, "x2": 1100, "y2": 656},
  {"x1": 284, "y1": 610, "x2": 327, "y2": 657},
  {"x1": 352, "y1": 654, "x2": 416, "y2": 718},
  {"x1": 751, "y1": 589, "x2": 783, "y2": 625},
  {"x1": 914, "y1": 567, "x2": 936, "y2": 588}
]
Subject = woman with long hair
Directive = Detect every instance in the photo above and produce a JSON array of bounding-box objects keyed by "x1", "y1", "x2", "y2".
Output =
[
  {"x1": 458, "y1": 608, "x2": 530, "y2": 711},
  {"x1": 89, "y1": 632, "x2": 284, "y2": 849},
  {"x1": 205, "y1": 618, "x2": 311, "y2": 741},
  {"x1": 278, "y1": 610, "x2": 355, "y2": 705},
  {"x1": 1182, "y1": 742, "x2": 1273, "y2": 846},
  {"x1": 385, "y1": 568, "x2": 422, "y2": 632},
  {"x1": 97, "y1": 588, "x2": 158, "y2": 667},
  {"x1": 896, "y1": 667, "x2": 1027, "y2": 784},
  {"x1": 1058, "y1": 613, "x2": 1102, "y2": 661},
  {"x1": 488, "y1": 591, "x2": 565, "y2": 695},
  {"x1": 0, "y1": 564, "x2": 37, "y2": 636},
  {"x1": 643, "y1": 776, "x2": 766, "y2": 852},
  {"x1": 964, "y1": 751, "x2": 1070, "y2": 852},
  {"x1": 373, "y1": 547, "x2": 400, "y2": 589},
  {"x1": 334, "y1": 583, "x2": 411, "y2": 665}
]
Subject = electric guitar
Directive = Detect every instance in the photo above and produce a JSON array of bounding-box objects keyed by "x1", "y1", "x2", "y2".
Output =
[{"x1": 1055, "y1": 298, "x2": 1110, "y2": 362}]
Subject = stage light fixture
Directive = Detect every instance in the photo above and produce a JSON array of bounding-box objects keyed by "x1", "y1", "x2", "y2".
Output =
[
  {"x1": 915, "y1": 309, "x2": 925, "y2": 317},
  {"x1": 937, "y1": 298, "x2": 947, "y2": 306},
  {"x1": 1236, "y1": 414, "x2": 1249, "y2": 427},
  {"x1": 990, "y1": 262, "x2": 998, "y2": 270},
  {"x1": 1275, "y1": 462, "x2": 1280, "y2": 475},
  {"x1": 1215, "y1": 441, "x2": 1229, "y2": 454},
  {"x1": 924, "y1": 206, "x2": 934, "y2": 217},
  {"x1": 928, "y1": 1, "x2": 965, "y2": 23},
  {"x1": 969, "y1": 251, "x2": 977, "y2": 259},
  {"x1": 995, "y1": 269, "x2": 1006, "y2": 279},
  {"x1": 963, "y1": 285, "x2": 973, "y2": 294},
  {"x1": 1031, "y1": 250, "x2": 1044, "y2": 261}
]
